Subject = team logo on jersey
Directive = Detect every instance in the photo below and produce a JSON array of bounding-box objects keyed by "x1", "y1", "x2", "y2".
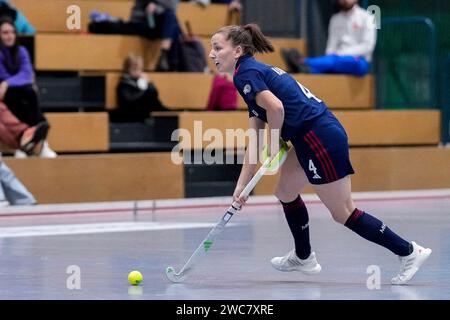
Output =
[
  {"x1": 243, "y1": 84, "x2": 252, "y2": 95},
  {"x1": 308, "y1": 159, "x2": 321, "y2": 179},
  {"x1": 251, "y1": 109, "x2": 259, "y2": 117}
]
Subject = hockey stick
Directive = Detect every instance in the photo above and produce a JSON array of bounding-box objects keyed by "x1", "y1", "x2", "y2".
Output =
[{"x1": 166, "y1": 140, "x2": 290, "y2": 283}]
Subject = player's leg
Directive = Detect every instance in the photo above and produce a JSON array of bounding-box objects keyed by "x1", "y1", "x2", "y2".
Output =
[
  {"x1": 0, "y1": 161, "x2": 36, "y2": 205},
  {"x1": 271, "y1": 147, "x2": 321, "y2": 274},
  {"x1": 314, "y1": 175, "x2": 431, "y2": 285},
  {"x1": 305, "y1": 111, "x2": 431, "y2": 284},
  {"x1": 314, "y1": 176, "x2": 413, "y2": 255}
]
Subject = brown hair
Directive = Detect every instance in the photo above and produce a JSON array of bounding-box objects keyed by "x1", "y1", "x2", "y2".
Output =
[
  {"x1": 0, "y1": 17, "x2": 20, "y2": 73},
  {"x1": 215, "y1": 23, "x2": 274, "y2": 56},
  {"x1": 123, "y1": 53, "x2": 143, "y2": 73}
]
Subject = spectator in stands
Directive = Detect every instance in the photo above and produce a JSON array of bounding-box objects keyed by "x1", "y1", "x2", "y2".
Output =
[
  {"x1": 110, "y1": 53, "x2": 168, "y2": 123},
  {"x1": 282, "y1": 0, "x2": 376, "y2": 76},
  {"x1": 0, "y1": 17, "x2": 56, "y2": 158},
  {"x1": 0, "y1": 101, "x2": 48, "y2": 155},
  {"x1": 0, "y1": 0, "x2": 36, "y2": 35},
  {"x1": 206, "y1": 72, "x2": 237, "y2": 111},
  {"x1": 130, "y1": 0, "x2": 182, "y2": 71},
  {"x1": 0, "y1": 153, "x2": 37, "y2": 207}
]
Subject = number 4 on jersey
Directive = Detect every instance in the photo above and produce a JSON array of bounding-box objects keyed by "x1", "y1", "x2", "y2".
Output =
[
  {"x1": 309, "y1": 159, "x2": 321, "y2": 179},
  {"x1": 297, "y1": 82, "x2": 322, "y2": 103}
]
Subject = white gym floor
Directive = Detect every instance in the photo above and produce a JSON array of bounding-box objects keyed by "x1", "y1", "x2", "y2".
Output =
[{"x1": 0, "y1": 189, "x2": 449, "y2": 300}]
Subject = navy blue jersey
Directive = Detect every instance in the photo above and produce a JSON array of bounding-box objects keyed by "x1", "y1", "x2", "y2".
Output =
[{"x1": 233, "y1": 55, "x2": 328, "y2": 140}]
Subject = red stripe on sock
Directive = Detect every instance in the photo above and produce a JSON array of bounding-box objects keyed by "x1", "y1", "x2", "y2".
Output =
[
  {"x1": 351, "y1": 208, "x2": 364, "y2": 221},
  {"x1": 281, "y1": 195, "x2": 305, "y2": 211}
]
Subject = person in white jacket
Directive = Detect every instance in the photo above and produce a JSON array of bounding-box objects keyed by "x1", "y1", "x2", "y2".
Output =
[{"x1": 283, "y1": 0, "x2": 377, "y2": 76}]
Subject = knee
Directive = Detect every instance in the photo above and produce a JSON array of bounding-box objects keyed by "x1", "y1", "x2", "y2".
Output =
[
  {"x1": 329, "y1": 205, "x2": 354, "y2": 225},
  {"x1": 274, "y1": 183, "x2": 297, "y2": 203}
]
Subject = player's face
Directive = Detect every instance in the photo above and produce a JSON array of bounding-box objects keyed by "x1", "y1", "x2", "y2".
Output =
[
  {"x1": 0, "y1": 22, "x2": 16, "y2": 47},
  {"x1": 209, "y1": 33, "x2": 242, "y2": 74}
]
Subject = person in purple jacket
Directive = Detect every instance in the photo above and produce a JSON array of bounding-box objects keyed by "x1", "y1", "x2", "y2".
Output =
[{"x1": 0, "y1": 17, "x2": 56, "y2": 157}]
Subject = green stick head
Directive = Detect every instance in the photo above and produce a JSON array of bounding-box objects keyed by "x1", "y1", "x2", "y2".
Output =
[{"x1": 262, "y1": 139, "x2": 290, "y2": 173}]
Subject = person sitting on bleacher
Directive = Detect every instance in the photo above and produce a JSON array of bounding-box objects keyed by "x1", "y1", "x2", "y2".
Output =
[
  {"x1": 206, "y1": 72, "x2": 237, "y2": 111},
  {"x1": 0, "y1": 17, "x2": 56, "y2": 158},
  {"x1": 110, "y1": 53, "x2": 168, "y2": 123},
  {"x1": 282, "y1": 0, "x2": 376, "y2": 76},
  {"x1": 130, "y1": 0, "x2": 182, "y2": 71},
  {"x1": 0, "y1": 0, "x2": 36, "y2": 35},
  {"x1": 0, "y1": 100, "x2": 48, "y2": 155}
]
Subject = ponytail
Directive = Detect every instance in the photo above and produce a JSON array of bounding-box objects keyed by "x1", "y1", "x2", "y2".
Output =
[
  {"x1": 215, "y1": 23, "x2": 274, "y2": 56},
  {"x1": 242, "y1": 24, "x2": 274, "y2": 54}
]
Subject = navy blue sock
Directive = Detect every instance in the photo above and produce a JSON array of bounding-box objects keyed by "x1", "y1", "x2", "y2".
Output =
[
  {"x1": 345, "y1": 209, "x2": 413, "y2": 256},
  {"x1": 280, "y1": 195, "x2": 311, "y2": 260}
]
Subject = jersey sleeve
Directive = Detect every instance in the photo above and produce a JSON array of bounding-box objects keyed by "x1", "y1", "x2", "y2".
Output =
[{"x1": 235, "y1": 69, "x2": 269, "y2": 102}]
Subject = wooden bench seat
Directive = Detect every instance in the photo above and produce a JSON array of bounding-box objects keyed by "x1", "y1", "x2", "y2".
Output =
[
  {"x1": 4, "y1": 146, "x2": 450, "y2": 203},
  {"x1": 169, "y1": 109, "x2": 440, "y2": 149},
  {"x1": 4, "y1": 152, "x2": 183, "y2": 203},
  {"x1": 0, "y1": 112, "x2": 109, "y2": 153},
  {"x1": 15, "y1": 0, "x2": 132, "y2": 33},
  {"x1": 15, "y1": 0, "x2": 232, "y2": 35},
  {"x1": 106, "y1": 72, "x2": 374, "y2": 110},
  {"x1": 254, "y1": 146, "x2": 450, "y2": 195},
  {"x1": 35, "y1": 34, "x2": 161, "y2": 71}
]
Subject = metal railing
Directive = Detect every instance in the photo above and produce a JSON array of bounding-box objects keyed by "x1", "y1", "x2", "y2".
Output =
[
  {"x1": 442, "y1": 54, "x2": 450, "y2": 144},
  {"x1": 375, "y1": 17, "x2": 438, "y2": 110}
]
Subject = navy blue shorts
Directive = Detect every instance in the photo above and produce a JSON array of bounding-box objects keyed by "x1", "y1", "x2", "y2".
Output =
[{"x1": 291, "y1": 111, "x2": 355, "y2": 185}]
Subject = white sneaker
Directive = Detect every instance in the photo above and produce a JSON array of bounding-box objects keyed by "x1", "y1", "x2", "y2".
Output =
[
  {"x1": 14, "y1": 150, "x2": 28, "y2": 158},
  {"x1": 271, "y1": 249, "x2": 321, "y2": 275},
  {"x1": 391, "y1": 241, "x2": 432, "y2": 285},
  {"x1": 40, "y1": 141, "x2": 57, "y2": 158},
  {"x1": 0, "y1": 200, "x2": 10, "y2": 207}
]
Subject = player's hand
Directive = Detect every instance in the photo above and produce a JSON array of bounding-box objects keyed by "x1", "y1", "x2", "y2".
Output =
[
  {"x1": 0, "y1": 81, "x2": 8, "y2": 101},
  {"x1": 233, "y1": 185, "x2": 248, "y2": 209}
]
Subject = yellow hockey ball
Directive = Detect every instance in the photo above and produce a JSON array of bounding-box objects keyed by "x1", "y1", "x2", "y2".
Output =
[{"x1": 128, "y1": 271, "x2": 143, "y2": 286}]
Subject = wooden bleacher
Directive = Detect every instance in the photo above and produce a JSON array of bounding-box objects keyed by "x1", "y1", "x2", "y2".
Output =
[
  {"x1": 34, "y1": 33, "x2": 306, "y2": 73},
  {"x1": 177, "y1": 2, "x2": 237, "y2": 36},
  {"x1": 35, "y1": 34, "x2": 161, "y2": 71},
  {"x1": 253, "y1": 146, "x2": 450, "y2": 195},
  {"x1": 105, "y1": 72, "x2": 374, "y2": 110},
  {"x1": 0, "y1": 112, "x2": 109, "y2": 154},
  {"x1": 171, "y1": 110, "x2": 440, "y2": 149},
  {"x1": 45, "y1": 112, "x2": 109, "y2": 152},
  {"x1": 14, "y1": 0, "x2": 133, "y2": 33},
  {"x1": 4, "y1": 153, "x2": 184, "y2": 203},
  {"x1": 9, "y1": 0, "x2": 449, "y2": 203},
  {"x1": 15, "y1": 1, "x2": 231, "y2": 35},
  {"x1": 4, "y1": 145, "x2": 450, "y2": 203}
]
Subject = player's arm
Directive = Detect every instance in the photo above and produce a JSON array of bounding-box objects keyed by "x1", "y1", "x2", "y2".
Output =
[
  {"x1": 255, "y1": 90, "x2": 284, "y2": 157},
  {"x1": 233, "y1": 116, "x2": 265, "y2": 206}
]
